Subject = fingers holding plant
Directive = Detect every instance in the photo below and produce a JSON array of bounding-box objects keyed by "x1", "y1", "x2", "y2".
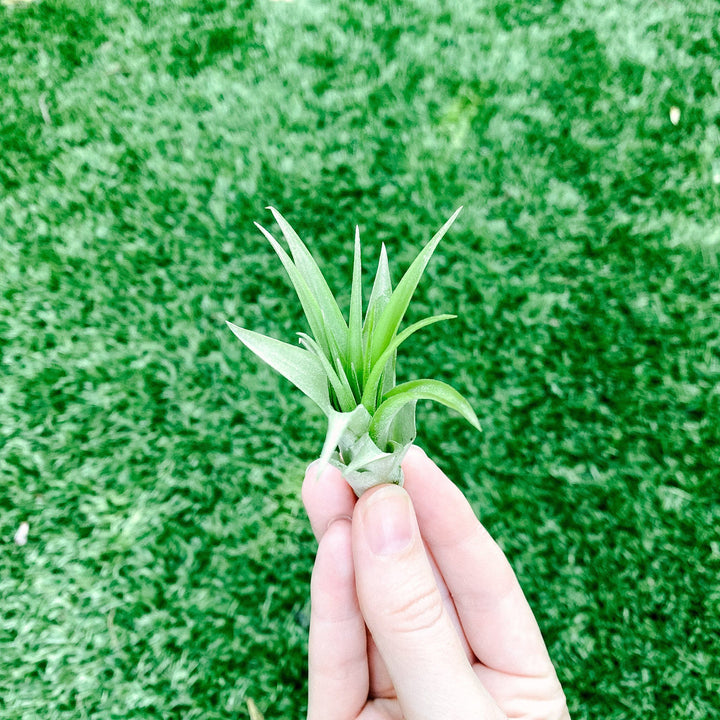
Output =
[
  {"x1": 232, "y1": 209, "x2": 568, "y2": 719},
  {"x1": 302, "y1": 461, "x2": 355, "y2": 542},
  {"x1": 304, "y1": 450, "x2": 570, "y2": 720},
  {"x1": 351, "y1": 483, "x2": 501, "y2": 720},
  {"x1": 303, "y1": 455, "x2": 499, "y2": 720}
]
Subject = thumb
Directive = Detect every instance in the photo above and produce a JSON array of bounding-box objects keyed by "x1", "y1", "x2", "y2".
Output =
[{"x1": 352, "y1": 484, "x2": 498, "y2": 720}]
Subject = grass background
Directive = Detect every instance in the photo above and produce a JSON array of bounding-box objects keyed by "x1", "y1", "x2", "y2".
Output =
[{"x1": 2, "y1": 0, "x2": 719, "y2": 717}]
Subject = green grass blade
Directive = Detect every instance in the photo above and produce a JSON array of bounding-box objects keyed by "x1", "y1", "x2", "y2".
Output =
[
  {"x1": 348, "y1": 225, "x2": 363, "y2": 398},
  {"x1": 226, "y1": 322, "x2": 331, "y2": 414},
  {"x1": 368, "y1": 207, "x2": 462, "y2": 368},
  {"x1": 360, "y1": 314, "x2": 456, "y2": 410},
  {"x1": 267, "y1": 207, "x2": 349, "y2": 356},
  {"x1": 369, "y1": 377, "x2": 480, "y2": 449},
  {"x1": 298, "y1": 332, "x2": 356, "y2": 412},
  {"x1": 254, "y1": 222, "x2": 333, "y2": 356}
]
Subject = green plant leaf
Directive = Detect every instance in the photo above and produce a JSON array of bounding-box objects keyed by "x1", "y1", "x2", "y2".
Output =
[
  {"x1": 361, "y1": 314, "x2": 456, "y2": 410},
  {"x1": 362, "y1": 243, "x2": 392, "y2": 380},
  {"x1": 380, "y1": 351, "x2": 397, "y2": 399},
  {"x1": 348, "y1": 225, "x2": 363, "y2": 398},
  {"x1": 267, "y1": 207, "x2": 349, "y2": 356},
  {"x1": 368, "y1": 207, "x2": 462, "y2": 368},
  {"x1": 369, "y1": 377, "x2": 480, "y2": 450},
  {"x1": 254, "y1": 222, "x2": 332, "y2": 356},
  {"x1": 315, "y1": 405, "x2": 372, "y2": 485},
  {"x1": 226, "y1": 321, "x2": 331, "y2": 414},
  {"x1": 298, "y1": 332, "x2": 356, "y2": 412}
]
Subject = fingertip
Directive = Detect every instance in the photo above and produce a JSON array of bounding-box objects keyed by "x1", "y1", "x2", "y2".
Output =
[
  {"x1": 400, "y1": 447, "x2": 479, "y2": 540},
  {"x1": 354, "y1": 479, "x2": 405, "y2": 505},
  {"x1": 302, "y1": 462, "x2": 356, "y2": 541},
  {"x1": 353, "y1": 482, "x2": 414, "y2": 525},
  {"x1": 357, "y1": 484, "x2": 416, "y2": 557},
  {"x1": 404, "y1": 444, "x2": 428, "y2": 467},
  {"x1": 302, "y1": 459, "x2": 338, "y2": 505},
  {"x1": 402, "y1": 445, "x2": 455, "y2": 488},
  {"x1": 401, "y1": 444, "x2": 446, "y2": 490},
  {"x1": 303, "y1": 458, "x2": 333, "y2": 485}
]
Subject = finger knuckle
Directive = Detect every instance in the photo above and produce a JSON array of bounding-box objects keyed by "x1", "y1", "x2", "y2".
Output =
[{"x1": 385, "y1": 583, "x2": 444, "y2": 634}]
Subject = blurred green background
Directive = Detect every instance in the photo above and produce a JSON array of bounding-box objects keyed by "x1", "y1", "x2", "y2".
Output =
[{"x1": 2, "y1": 0, "x2": 719, "y2": 717}]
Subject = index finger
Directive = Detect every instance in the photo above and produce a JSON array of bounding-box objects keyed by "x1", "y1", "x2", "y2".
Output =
[
  {"x1": 401, "y1": 446, "x2": 556, "y2": 679},
  {"x1": 302, "y1": 462, "x2": 356, "y2": 541}
]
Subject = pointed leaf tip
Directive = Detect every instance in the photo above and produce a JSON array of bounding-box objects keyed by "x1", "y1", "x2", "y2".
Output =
[
  {"x1": 226, "y1": 321, "x2": 331, "y2": 414},
  {"x1": 369, "y1": 208, "x2": 461, "y2": 367},
  {"x1": 267, "y1": 207, "x2": 349, "y2": 356}
]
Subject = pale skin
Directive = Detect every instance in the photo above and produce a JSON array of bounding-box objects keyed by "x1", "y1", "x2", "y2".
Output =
[{"x1": 302, "y1": 445, "x2": 571, "y2": 720}]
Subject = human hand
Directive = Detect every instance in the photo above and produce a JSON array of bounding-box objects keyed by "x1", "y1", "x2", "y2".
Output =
[{"x1": 302, "y1": 446, "x2": 570, "y2": 720}]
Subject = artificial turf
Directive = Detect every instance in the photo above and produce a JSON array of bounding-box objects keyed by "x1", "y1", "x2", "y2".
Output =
[{"x1": 1, "y1": 0, "x2": 719, "y2": 717}]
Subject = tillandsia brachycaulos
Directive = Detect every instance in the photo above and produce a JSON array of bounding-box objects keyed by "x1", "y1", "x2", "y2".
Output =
[{"x1": 226, "y1": 207, "x2": 481, "y2": 496}]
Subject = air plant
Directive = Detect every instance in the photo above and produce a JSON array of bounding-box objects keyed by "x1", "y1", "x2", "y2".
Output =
[{"x1": 226, "y1": 207, "x2": 480, "y2": 496}]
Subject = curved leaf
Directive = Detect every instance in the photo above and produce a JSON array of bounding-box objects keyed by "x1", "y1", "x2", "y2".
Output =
[
  {"x1": 226, "y1": 322, "x2": 331, "y2": 414},
  {"x1": 348, "y1": 225, "x2": 364, "y2": 398},
  {"x1": 362, "y1": 243, "x2": 392, "y2": 379},
  {"x1": 298, "y1": 333, "x2": 356, "y2": 412},
  {"x1": 368, "y1": 207, "x2": 462, "y2": 368},
  {"x1": 267, "y1": 207, "x2": 349, "y2": 356},
  {"x1": 360, "y1": 314, "x2": 456, "y2": 411},
  {"x1": 254, "y1": 222, "x2": 332, "y2": 357},
  {"x1": 315, "y1": 405, "x2": 371, "y2": 483},
  {"x1": 369, "y1": 378, "x2": 480, "y2": 449}
]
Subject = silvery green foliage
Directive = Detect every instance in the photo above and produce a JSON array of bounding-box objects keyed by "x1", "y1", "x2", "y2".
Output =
[
  {"x1": 227, "y1": 207, "x2": 480, "y2": 496},
  {"x1": 321, "y1": 405, "x2": 414, "y2": 496}
]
